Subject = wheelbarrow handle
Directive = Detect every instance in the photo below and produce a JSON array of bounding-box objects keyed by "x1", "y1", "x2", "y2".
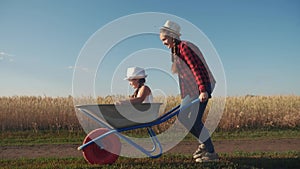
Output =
[
  {"x1": 179, "y1": 97, "x2": 200, "y2": 111},
  {"x1": 192, "y1": 98, "x2": 200, "y2": 104}
]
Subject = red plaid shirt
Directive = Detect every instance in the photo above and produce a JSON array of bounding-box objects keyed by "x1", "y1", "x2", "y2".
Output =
[{"x1": 174, "y1": 41, "x2": 216, "y2": 98}]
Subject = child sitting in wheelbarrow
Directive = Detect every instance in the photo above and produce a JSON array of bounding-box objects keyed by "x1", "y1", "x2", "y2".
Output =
[{"x1": 118, "y1": 67, "x2": 153, "y2": 104}]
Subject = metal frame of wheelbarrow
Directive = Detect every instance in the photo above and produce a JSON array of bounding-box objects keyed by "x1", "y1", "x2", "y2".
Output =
[{"x1": 77, "y1": 98, "x2": 200, "y2": 159}]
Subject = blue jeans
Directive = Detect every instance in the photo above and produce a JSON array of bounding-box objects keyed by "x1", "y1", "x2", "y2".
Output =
[{"x1": 178, "y1": 100, "x2": 215, "y2": 153}]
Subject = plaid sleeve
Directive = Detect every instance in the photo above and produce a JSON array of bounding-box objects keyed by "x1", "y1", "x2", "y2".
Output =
[{"x1": 179, "y1": 42, "x2": 211, "y2": 92}]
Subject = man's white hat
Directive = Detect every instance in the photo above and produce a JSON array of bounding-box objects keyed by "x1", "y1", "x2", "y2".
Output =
[
  {"x1": 160, "y1": 20, "x2": 181, "y2": 37},
  {"x1": 124, "y1": 67, "x2": 148, "y2": 80}
]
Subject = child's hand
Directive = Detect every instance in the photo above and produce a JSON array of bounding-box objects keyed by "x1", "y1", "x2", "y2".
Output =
[
  {"x1": 115, "y1": 100, "x2": 130, "y2": 105},
  {"x1": 115, "y1": 101, "x2": 121, "y2": 105}
]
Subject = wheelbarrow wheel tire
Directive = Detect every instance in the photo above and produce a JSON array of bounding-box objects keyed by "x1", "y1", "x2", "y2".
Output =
[{"x1": 82, "y1": 128, "x2": 121, "y2": 165}]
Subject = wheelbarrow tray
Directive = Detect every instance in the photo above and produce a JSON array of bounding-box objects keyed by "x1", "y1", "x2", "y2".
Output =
[{"x1": 76, "y1": 103, "x2": 162, "y2": 129}]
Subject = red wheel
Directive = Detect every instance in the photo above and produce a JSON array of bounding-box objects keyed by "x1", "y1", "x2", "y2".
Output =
[{"x1": 82, "y1": 128, "x2": 121, "y2": 165}]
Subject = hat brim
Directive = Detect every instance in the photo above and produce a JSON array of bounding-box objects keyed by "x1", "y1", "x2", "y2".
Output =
[
  {"x1": 160, "y1": 26, "x2": 181, "y2": 36},
  {"x1": 124, "y1": 75, "x2": 147, "y2": 80}
]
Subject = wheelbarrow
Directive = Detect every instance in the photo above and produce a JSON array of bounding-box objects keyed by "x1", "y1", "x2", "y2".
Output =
[{"x1": 75, "y1": 97, "x2": 199, "y2": 165}]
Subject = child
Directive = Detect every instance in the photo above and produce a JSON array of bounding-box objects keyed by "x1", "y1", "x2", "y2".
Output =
[{"x1": 119, "y1": 67, "x2": 153, "y2": 104}]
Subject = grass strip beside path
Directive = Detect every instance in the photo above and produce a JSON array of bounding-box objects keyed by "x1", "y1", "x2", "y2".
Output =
[
  {"x1": 1, "y1": 152, "x2": 299, "y2": 169},
  {"x1": 1, "y1": 129, "x2": 299, "y2": 146}
]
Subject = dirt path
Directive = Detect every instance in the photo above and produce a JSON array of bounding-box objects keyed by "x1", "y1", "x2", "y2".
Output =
[{"x1": 1, "y1": 138, "x2": 299, "y2": 159}]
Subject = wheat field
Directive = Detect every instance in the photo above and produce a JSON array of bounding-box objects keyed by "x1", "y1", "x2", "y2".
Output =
[{"x1": 0, "y1": 95, "x2": 299, "y2": 132}]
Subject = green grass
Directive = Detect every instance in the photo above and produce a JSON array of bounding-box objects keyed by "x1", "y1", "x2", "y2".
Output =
[
  {"x1": 1, "y1": 152, "x2": 299, "y2": 169},
  {"x1": 0, "y1": 130, "x2": 85, "y2": 146},
  {"x1": 212, "y1": 128, "x2": 300, "y2": 140},
  {"x1": 1, "y1": 128, "x2": 299, "y2": 146}
]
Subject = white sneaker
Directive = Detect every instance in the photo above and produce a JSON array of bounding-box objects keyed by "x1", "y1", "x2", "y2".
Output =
[
  {"x1": 195, "y1": 152, "x2": 219, "y2": 163},
  {"x1": 192, "y1": 144, "x2": 206, "y2": 159}
]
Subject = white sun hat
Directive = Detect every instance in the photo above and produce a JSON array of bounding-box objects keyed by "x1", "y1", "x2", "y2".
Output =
[
  {"x1": 124, "y1": 67, "x2": 148, "y2": 80},
  {"x1": 160, "y1": 20, "x2": 181, "y2": 37}
]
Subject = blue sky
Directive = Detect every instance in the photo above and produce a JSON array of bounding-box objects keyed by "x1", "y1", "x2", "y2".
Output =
[{"x1": 0, "y1": 0, "x2": 299, "y2": 97}]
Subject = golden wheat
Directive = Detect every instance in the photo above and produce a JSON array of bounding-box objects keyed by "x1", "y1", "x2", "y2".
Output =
[{"x1": 0, "y1": 95, "x2": 299, "y2": 132}]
